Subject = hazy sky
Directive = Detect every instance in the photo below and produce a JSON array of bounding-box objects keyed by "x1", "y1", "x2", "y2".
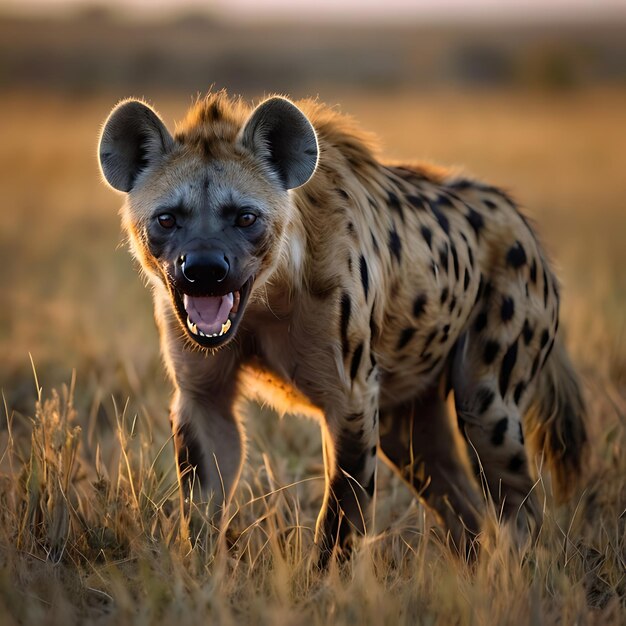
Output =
[{"x1": 5, "y1": 0, "x2": 626, "y2": 22}]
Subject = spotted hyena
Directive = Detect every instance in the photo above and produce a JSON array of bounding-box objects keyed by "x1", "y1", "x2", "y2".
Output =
[{"x1": 98, "y1": 91, "x2": 587, "y2": 561}]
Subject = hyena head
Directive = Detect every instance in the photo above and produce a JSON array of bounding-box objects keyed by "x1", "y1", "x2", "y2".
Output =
[{"x1": 98, "y1": 94, "x2": 318, "y2": 349}]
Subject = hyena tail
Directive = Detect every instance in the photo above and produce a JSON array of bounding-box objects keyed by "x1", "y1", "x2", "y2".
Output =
[{"x1": 525, "y1": 338, "x2": 588, "y2": 501}]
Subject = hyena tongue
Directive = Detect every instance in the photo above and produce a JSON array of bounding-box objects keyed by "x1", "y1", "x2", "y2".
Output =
[{"x1": 183, "y1": 293, "x2": 234, "y2": 335}]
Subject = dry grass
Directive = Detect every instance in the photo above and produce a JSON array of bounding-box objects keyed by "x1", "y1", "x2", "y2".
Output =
[{"x1": 0, "y1": 87, "x2": 625, "y2": 625}]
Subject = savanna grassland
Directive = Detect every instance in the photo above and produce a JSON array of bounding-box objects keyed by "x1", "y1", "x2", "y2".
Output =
[{"x1": 1, "y1": 85, "x2": 625, "y2": 625}]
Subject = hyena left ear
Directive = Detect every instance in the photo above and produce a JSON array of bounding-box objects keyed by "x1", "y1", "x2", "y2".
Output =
[
  {"x1": 239, "y1": 97, "x2": 319, "y2": 190},
  {"x1": 99, "y1": 99, "x2": 174, "y2": 193}
]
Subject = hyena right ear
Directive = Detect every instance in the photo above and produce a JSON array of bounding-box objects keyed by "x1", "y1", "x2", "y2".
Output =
[
  {"x1": 98, "y1": 99, "x2": 174, "y2": 193},
  {"x1": 239, "y1": 97, "x2": 319, "y2": 190}
]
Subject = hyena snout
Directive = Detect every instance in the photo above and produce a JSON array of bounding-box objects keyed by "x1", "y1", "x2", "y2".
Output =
[
  {"x1": 179, "y1": 251, "x2": 230, "y2": 289},
  {"x1": 169, "y1": 246, "x2": 254, "y2": 349}
]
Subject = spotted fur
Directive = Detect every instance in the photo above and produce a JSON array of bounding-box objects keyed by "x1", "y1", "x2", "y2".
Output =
[{"x1": 99, "y1": 90, "x2": 587, "y2": 562}]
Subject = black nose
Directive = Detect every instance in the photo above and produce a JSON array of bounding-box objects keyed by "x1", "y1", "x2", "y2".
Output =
[{"x1": 179, "y1": 252, "x2": 230, "y2": 285}]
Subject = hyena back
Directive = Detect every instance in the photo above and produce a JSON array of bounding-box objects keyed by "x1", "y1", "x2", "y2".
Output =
[{"x1": 98, "y1": 91, "x2": 587, "y2": 561}]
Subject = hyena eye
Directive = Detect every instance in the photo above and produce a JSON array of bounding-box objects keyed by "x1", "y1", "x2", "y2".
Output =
[
  {"x1": 236, "y1": 212, "x2": 257, "y2": 228},
  {"x1": 157, "y1": 213, "x2": 176, "y2": 229}
]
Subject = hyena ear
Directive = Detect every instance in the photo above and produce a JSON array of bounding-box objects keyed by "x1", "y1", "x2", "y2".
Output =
[
  {"x1": 239, "y1": 96, "x2": 319, "y2": 190},
  {"x1": 98, "y1": 99, "x2": 174, "y2": 193}
]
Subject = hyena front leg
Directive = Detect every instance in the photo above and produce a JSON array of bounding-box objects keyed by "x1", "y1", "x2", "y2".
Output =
[
  {"x1": 314, "y1": 381, "x2": 380, "y2": 564},
  {"x1": 161, "y1": 328, "x2": 245, "y2": 524},
  {"x1": 170, "y1": 387, "x2": 245, "y2": 517}
]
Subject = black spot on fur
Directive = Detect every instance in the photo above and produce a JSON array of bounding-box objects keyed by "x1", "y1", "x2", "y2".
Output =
[
  {"x1": 359, "y1": 255, "x2": 369, "y2": 301},
  {"x1": 413, "y1": 294, "x2": 427, "y2": 318},
  {"x1": 388, "y1": 191, "x2": 405, "y2": 222},
  {"x1": 540, "y1": 329, "x2": 550, "y2": 349},
  {"x1": 513, "y1": 381, "x2": 526, "y2": 405},
  {"x1": 407, "y1": 195, "x2": 426, "y2": 210},
  {"x1": 450, "y1": 244, "x2": 460, "y2": 280},
  {"x1": 491, "y1": 417, "x2": 508, "y2": 446},
  {"x1": 365, "y1": 473, "x2": 376, "y2": 497},
  {"x1": 430, "y1": 203, "x2": 450, "y2": 235},
  {"x1": 439, "y1": 244, "x2": 449, "y2": 270},
  {"x1": 518, "y1": 423, "x2": 525, "y2": 444},
  {"x1": 435, "y1": 194, "x2": 453, "y2": 208},
  {"x1": 523, "y1": 320, "x2": 534, "y2": 345},
  {"x1": 440, "y1": 324, "x2": 450, "y2": 344},
  {"x1": 464, "y1": 268, "x2": 470, "y2": 290},
  {"x1": 448, "y1": 296, "x2": 457, "y2": 313},
  {"x1": 347, "y1": 256, "x2": 352, "y2": 274},
  {"x1": 370, "y1": 445, "x2": 377, "y2": 456},
  {"x1": 543, "y1": 268, "x2": 550, "y2": 307},
  {"x1": 474, "y1": 311, "x2": 488, "y2": 333},
  {"x1": 389, "y1": 228, "x2": 402, "y2": 262},
  {"x1": 483, "y1": 340, "x2": 500, "y2": 365},
  {"x1": 440, "y1": 287, "x2": 449, "y2": 304},
  {"x1": 369, "y1": 308, "x2": 379, "y2": 341},
  {"x1": 501, "y1": 296, "x2": 515, "y2": 322},
  {"x1": 421, "y1": 329, "x2": 438, "y2": 355},
  {"x1": 484, "y1": 199, "x2": 497, "y2": 210},
  {"x1": 347, "y1": 221, "x2": 355, "y2": 234},
  {"x1": 543, "y1": 337, "x2": 555, "y2": 365},
  {"x1": 350, "y1": 343, "x2": 364, "y2": 381},
  {"x1": 465, "y1": 208, "x2": 484, "y2": 237},
  {"x1": 370, "y1": 230, "x2": 380, "y2": 255},
  {"x1": 340, "y1": 293, "x2": 351, "y2": 357},
  {"x1": 449, "y1": 179, "x2": 472, "y2": 190},
  {"x1": 506, "y1": 241, "x2": 527, "y2": 268},
  {"x1": 530, "y1": 259, "x2": 537, "y2": 284},
  {"x1": 508, "y1": 454, "x2": 525, "y2": 473},
  {"x1": 397, "y1": 327, "x2": 416, "y2": 350},
  {"x1": 420, "y1": 225, "x2": 433, "y2": 250},
  {"x1": 499, "y1": 340, "x2": 518, "y2": 397},
  {"x1": 477, "y1": 387, "x2": 496, "y2": 414},
  {"x1": 467, "y1": 246, "x2": 475, "y2": 268},
  {"x1": 531, "y1": 354, "x2": 541, "y2": 379}
]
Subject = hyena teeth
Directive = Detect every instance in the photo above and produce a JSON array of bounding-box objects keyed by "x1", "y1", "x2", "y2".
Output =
[
  {"x1": 186, "y1": 316, "x2": 231, "y2": 338},
  {"x1": 186, "y1": 316, "x2": 198, "y2": 335},
  {"x1": 219, "y1": 319, "x2": 232, "y2": 336}
]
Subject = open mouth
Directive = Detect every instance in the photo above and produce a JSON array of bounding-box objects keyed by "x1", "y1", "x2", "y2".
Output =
[{"x1": 171, "y1": 276, "x2": 254, "y2": 349}]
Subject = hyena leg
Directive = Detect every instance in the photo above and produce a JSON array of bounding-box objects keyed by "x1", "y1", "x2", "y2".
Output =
[
  {"x1": 315, "y1": 403, "x2": 379, "y2": 563},
  {"x1": 452, "y1": 348, "x2": 541, "y2": 533},
  {"x1": 378, "y1": 385, "x2": 483, "y2": 550},
  {"x1": 170, "y1": 389, "x2": 245, "y2": 516}
]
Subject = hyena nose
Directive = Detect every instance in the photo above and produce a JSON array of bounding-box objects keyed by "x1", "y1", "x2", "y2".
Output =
[{"x1": 179, "y1": 252, "x2": 230, "y2": 286}]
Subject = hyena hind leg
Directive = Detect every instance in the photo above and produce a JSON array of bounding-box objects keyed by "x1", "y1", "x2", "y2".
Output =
[
  {"x1": 452, "y1": 358, "x2": 542, "y2": 536},
  {"x1": 378, "y1": 385, "x2": 484, "y2": 553}
]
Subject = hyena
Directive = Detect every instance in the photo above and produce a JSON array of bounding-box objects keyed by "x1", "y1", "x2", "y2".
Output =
[{"x1": 98, "y1": 91, "x2": 587, "y2": 562}]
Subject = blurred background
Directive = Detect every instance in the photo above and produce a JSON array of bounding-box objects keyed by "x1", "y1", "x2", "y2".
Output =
[{"x1": 1, "y1": 0, "x2": 625, "y2": 436}]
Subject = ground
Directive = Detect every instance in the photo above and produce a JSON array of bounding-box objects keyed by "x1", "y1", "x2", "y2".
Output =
[{"x1": 0, "y1": 87, "x2": 624, "y2": 625}]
